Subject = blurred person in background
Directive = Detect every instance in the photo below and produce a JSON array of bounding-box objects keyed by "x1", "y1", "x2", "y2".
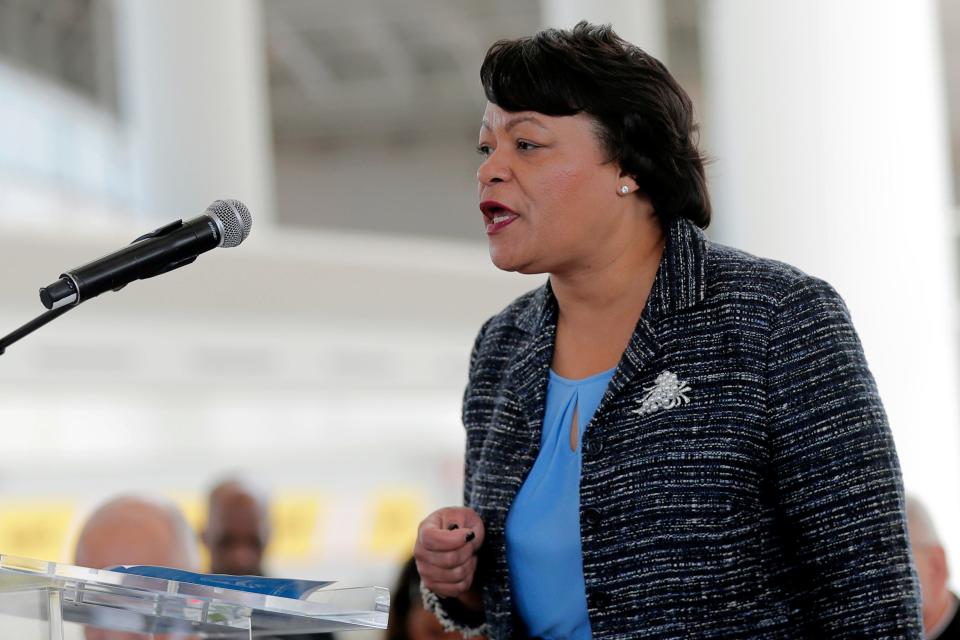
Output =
[
  {"x1": 387, "y1": 555, "x2": 483, "y2": 640},
  {"x1": 907, "y1": 496, "x2": 959, "y2": 639},
  {"x1": 414, "y1": 21, "x2": 920, "y2": 639},
  {"x1": 75, "y1": 495, "x2": 199, "y2": 571},
  {"x1": 74, "y1": 495, "x2": 200, "y2": 640},
  {"x1": 202, "y1": 478, "x2": 270, "y2": 576},
  {"x1": 202, "y1": 477, "x2": 334, "y2": 640}
]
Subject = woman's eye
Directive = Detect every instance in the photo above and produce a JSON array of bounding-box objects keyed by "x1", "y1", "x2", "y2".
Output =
[
  {"x1": 476, "y1": 144, "x2": 492, "y2": 157},
  {"x1": 516, "y1": 139, "x2": 540, "y2": 151}
]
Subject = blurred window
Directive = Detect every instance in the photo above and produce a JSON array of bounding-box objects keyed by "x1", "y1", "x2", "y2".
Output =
[{"x1": 0, "y1": 0, "x2": 116, "y2": 109}]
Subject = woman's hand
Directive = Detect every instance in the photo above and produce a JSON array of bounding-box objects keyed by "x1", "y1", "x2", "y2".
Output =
[{"x1": 414, "y1": 507, "x2": 486, "y2": 605}]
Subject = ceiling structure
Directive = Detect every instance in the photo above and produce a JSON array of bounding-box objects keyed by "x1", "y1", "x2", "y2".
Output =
[
  {"x1": 263, "y1": 0, "x2": 541, "y2": 144},
  {"x1": 1, "y1": 0, "x2": 957, "y2": 232}
]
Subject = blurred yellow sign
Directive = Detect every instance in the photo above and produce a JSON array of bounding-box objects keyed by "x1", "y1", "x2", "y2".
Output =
[
  {"x1": 365, "y1": 490, "x2": 425, "y2": 558},
  {"x1": 0, "y1": 501, "x2": 75, "y2": 562},
  {"x1": 270, "y1": 494, "x2": 324, "y2": 560}
]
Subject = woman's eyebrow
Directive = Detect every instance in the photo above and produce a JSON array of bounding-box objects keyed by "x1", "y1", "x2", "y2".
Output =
[{"x1": 480, "y1": 116, "x2": 549, "y2": 132}]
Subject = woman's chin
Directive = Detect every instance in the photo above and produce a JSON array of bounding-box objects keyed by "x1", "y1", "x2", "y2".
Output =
[
  {"x1": 489, "y1": 250, "x2": 546, "y2": 275},
  {"x1": 488, "y1": 246, "x2": 512, "y2": 271},
  {"x1": 488, "y1": 245, "x2": 526, "y2": 273}
]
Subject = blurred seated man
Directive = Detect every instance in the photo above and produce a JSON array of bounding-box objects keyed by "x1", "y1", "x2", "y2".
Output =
[
  {"x1": 74, "y1": 495, "x2": 200, "y2": 640},
  {"x1": 202, "y1": 478, "x2": 269, "y2": 576},
  {"x1": 202, "y1": 478, "x2": 333, "y2": 639},
  {"x1": 907, "y1": 495, "x2": 959, "y2": 639}
]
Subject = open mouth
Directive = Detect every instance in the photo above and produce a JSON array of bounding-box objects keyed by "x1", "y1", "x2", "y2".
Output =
[
  {"x1": 479, "y1": 201, "x2": 519, "y2": 234},
  {"x1": 480, "y1": 200, "x2": 518, "y2": 222}
]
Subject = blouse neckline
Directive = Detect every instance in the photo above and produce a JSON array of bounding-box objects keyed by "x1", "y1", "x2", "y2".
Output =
[{"x1": 549, "y1": 365, "x2": 618, "y2": 385}]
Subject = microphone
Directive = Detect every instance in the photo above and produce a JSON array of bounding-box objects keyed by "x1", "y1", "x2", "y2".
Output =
[{"x1": 38, "y1": 199, "x2": 253, "y2": 310}]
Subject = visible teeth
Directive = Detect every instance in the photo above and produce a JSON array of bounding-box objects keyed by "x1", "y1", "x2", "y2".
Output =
[{"x1": 493, "y1": 214, "x2": 513, "y2": 224}]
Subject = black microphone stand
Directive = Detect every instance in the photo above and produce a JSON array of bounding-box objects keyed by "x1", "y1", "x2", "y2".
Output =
[
  {"x1": 0, "y1": 223, "x2": 198, "y2": 357},
  {"x1": 0, "y1": 305, "x2": 77, "y2": 356}
]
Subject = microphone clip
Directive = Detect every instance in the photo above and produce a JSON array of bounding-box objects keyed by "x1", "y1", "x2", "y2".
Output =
[
  {"x1": 114, "y1": 219, "x2": 195, "y2": 291},
  {"x1": 130, "y1": 219, "x2": 184, "y2": 244}
]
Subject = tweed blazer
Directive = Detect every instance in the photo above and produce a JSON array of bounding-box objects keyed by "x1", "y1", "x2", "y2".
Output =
[{"x1": 449, "y1": 216, "x2": 921, "y2": 639}]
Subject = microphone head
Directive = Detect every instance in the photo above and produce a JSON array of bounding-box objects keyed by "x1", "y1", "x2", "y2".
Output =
[{"x1": 206, "y1": 199, "x2": 253, "y2": 248}]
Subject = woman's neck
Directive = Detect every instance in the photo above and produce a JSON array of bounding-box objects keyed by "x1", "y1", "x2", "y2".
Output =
[
  {"x1": 548, "y1": 213, "x2": 666, "y2": 379},
  {"x1": 551, "y1": 215, "x2": 666, "y2": 327}
]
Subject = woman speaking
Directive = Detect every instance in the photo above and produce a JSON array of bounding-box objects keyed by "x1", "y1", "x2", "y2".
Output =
[{"x1": 413, "y1": 22, "x2": 921, "y2": 639}]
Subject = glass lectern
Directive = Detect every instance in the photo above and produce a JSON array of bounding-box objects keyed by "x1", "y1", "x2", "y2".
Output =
[{"x1": 0, "y1": 554, "x2": 389, "y2": 639}]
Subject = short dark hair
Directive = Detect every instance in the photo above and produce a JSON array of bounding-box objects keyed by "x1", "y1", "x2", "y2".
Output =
[{"x1": 480, "y1": 21, "x2": 711, "y2": 228}]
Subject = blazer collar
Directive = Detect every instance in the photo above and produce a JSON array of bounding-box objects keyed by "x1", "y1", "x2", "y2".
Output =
[{"x1": 645, "y1": 215, "x2": 708, "y2": 322}]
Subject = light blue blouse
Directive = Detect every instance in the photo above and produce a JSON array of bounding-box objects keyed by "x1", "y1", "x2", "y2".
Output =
[{"x1": 504, "y1": 365, "x2": 616, "y2": 640}]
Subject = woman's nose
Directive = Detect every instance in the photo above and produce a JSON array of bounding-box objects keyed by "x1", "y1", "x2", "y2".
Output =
[{"x1": 477, "y1": 150, "x2": 510, "y2": 185}]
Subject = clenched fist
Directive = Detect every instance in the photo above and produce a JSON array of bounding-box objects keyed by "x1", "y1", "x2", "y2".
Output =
[{"x1": 414, "y1": 507, "x2": 486, "y2": 604}]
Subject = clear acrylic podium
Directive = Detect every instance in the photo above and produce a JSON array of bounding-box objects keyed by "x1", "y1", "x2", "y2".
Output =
[{"x1": 0, "y1": 554, "x2": 389, "y2": 639}]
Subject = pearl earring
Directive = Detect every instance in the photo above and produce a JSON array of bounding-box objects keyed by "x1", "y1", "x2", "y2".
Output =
[{"x1": 620, "y1": 185, "x2": 630, "y2": 194}]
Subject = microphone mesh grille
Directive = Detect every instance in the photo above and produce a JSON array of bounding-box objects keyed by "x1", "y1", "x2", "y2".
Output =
[{"x1": 206, "y1": 199, "x2": 253, "y2": 248}]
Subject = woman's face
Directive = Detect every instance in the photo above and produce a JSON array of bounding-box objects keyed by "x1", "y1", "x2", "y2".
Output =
[{"x1": 476, "y1": 102, "x2": 631, "y2": 275}]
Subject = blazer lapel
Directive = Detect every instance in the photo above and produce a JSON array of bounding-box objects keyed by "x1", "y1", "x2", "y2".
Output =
[
  {"x1": 593, "y1": 216, "x2": 708, "y2": 417},
  {"x1": 505, "y1": 284, "x2": 557, "y2": 450},
  {"x1": 603, "y1": 315, "x2": 660, "y2": 403}
]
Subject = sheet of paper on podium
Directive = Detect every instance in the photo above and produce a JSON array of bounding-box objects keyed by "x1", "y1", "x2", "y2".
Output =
[{"x1": 0, "y1": 554, "x2": 389, "y2": 639}]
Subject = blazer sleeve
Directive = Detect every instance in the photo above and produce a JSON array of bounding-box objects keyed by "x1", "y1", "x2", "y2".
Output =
[
  {"x1": 462, "y1": 316, "x2": 493, "y2": 507},
  {"x1": 766, "y1": 277, "x2": 922, "y2": 638}
]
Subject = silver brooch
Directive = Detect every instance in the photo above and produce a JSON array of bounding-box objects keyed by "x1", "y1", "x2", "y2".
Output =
[{"x1": 632, "y1": 370, "x2": 691, "y2": 416}]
